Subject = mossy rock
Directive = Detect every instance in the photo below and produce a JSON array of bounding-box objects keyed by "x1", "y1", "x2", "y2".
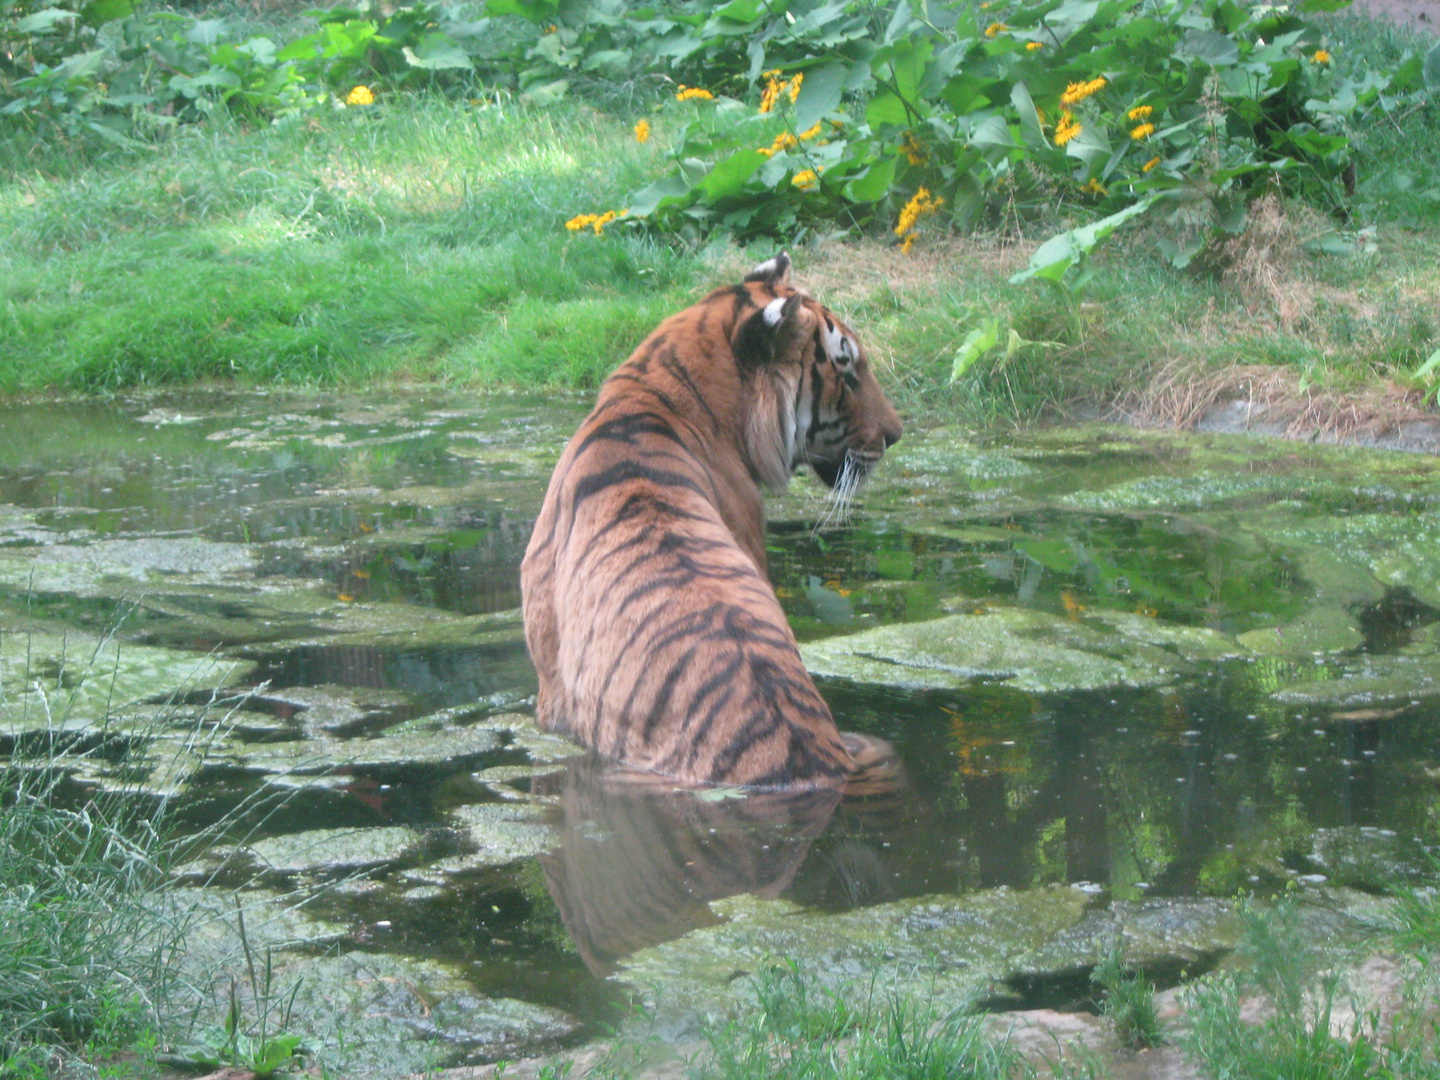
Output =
[
  {"x1": 0, "y1": 629, "x2": 254, "y2": 732},
  {"x1": 799, "y1": 608, "x2": 1225, "y2": 694},
  {"x1": 1236, "y1": 607, "x2": 1365, "y2": 657}
]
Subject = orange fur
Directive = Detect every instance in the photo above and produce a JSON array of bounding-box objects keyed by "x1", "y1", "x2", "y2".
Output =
[{"x1": 520, "y1": 253, "x2": 901, "y2": 788}]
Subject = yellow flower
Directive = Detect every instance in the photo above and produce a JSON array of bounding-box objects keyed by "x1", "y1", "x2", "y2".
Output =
[
  {"x1": 895, "y1": 186, "x2": 945, "y2": 250},
  {"x1": 1060, "y1": 77, "x2": 1106, "y2": 106},
  {"x1": 345, "y1": 85, "x2": 374, "y2": 106},
  {"x1": 1141, "y1": 156, "x2": 1162, "y2": 172},
  {"x1": 676, "y1": 85, "x2": 715, "y2": 102},
  {"x1": 798, "y1": 121, "x2": 823, "y2": 141},
  {"x1": 1312, "y1": 49, "x2": 1330, "y2": 63},
  {"x1": 762, "y1": 130, "x2": 800, "y2": 156},
  {"x1": 788, "y1": 72, "x2": 803, "y2": 103},
  {"x1": 1082, "y1": 177, "x2": 1107, "y2": 197},
  {"x1": 759, "y1": 77, "x2": 781, "y2": 113},
  {"x1": 984, "y1": 22, "x2": 1007, "y2": 37},
  {"x1": 1025, "y1": 41, "x2": 1043, "y2": 51},
  {"x1": 902, "y1": 131, "x2": 926, "y2": 166},
  {"x1": 634, "y1": 118, "x2": 650, "y2": 143},
  {"x1": 1053, "y1": 110, "x2": 1081, "y2": 146},
  {"x1": 565, "y1": 210, "x2": 620, "y2": 234},
  {"x1": 1127, "y1": 105, "x2": 1153, "y2": 120},
  {"x1": 792, "y1": 169, "x2": 821, "y2": 190},
  {"x1": 1130, "y1": 122, "x2": 1156, "y2": 140}
]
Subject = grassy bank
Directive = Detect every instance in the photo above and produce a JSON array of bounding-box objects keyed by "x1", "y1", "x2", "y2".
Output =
[{"x1": 1, "y1": 7, "x2": 1437, "y2": 426}]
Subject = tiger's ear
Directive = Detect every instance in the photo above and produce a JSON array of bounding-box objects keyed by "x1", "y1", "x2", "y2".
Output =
[
  {"x1": 733, "y1": 292, "x2": 807, "y2": 369},
  {"x1": 743, "y1": 251, "x2": 792, "y2": 288}
]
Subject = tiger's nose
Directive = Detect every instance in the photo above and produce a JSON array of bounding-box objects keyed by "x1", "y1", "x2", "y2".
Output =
[{"x1": 882, "y1": 416, "x2": 902, "y2": 449}]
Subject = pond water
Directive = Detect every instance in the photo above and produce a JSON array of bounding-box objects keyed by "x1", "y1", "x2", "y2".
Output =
[{"x1": 3, "y1": 391, "x2": 1439, "y2": 1072}]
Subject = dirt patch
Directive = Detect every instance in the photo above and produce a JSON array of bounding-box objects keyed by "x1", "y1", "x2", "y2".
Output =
[{"x1": 1353, "y1": 0, "x2": 1439, "y2": 34}]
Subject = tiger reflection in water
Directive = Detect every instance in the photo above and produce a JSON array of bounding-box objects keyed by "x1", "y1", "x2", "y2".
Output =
[{"x1": 535, "y1": 752, "x2": 912, "y2": 976}]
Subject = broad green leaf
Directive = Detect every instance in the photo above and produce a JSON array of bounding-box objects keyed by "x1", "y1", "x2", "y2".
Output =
[
  {"x1": 698, "y1": 148, "x2": 767, "y2": 201},
  {"x1": 1010, "y1": 81, "x2": 1046, "y2": 152},
  {"x1": 17, "y1": 9, "x2": 77, "y2": 33},
  {"x1": 713, "y1": 0, "x2": 764, "y2": 23},
  {"x1": 80, "y1": 0, "x2": 133, "y2": 27},
  {"x1": 403, "y1": 38, "x2": 474, "y2": 70},
  {"x1": 520, "y1": 78, "x2": 568, "y2": 103},
  {"x1": 951, "y1": 319, "x2": 1000, "y2": 383},
  {"x1": 843, "y1": 155, "x2": 896, "y2": 202},
  {"x1": 969, "y1": 113, "x2": 1013, "y2": 150},
  {"x1": 484, "y1": 0, "x2": 558, "y2": 21},
  {"x1": 795, "y1": 61, "x2": 847, "y2": 132},
  {"x1": 1414, "y1": 346, "x2": 1440, "y2": 382},
  {"x1": 866, "y1": 91, "x2": 909, "y2": 129},
  {"x1": 1064, "y1": 119, "x2": 1111, "y2": 167},
  {"x1": 626, "y1": 175, "x2": 691, "y2": 217},
  {"x1": 1010, "y1": 199, "x2": 1154, "y2": 285},
  {"x1": 1177, "y1": 28, "x2": 1240, "y2": 67},
  {"x1": 184, "y1": 18, "x2": 228, "y2": 46}
]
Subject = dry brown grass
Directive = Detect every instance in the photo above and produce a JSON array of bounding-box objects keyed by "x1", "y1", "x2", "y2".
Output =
[
  {"x1": 1219, "y1": 193, "x2": 1319, "y2": 331},
  {"x1": 1118, "y1": 357, "x2": 1433, "y2": 440}
]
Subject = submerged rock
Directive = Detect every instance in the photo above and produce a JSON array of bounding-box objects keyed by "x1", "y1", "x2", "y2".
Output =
[{"x1": 799, "y1": 608, "x2": 1230, "y2": 693}]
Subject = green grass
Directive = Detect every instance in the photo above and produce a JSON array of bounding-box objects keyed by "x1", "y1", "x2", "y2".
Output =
[
  {"x1": 698, "y1": 960, "x2": 1031, "y2": 1080},
  {"x1": 0, "y1": 96, "x2": 703, "y2": 392},
  {"x1": 0, "y1": 730, "x2": 178, "y2": 1075},
  {"x1": 1183, "y1": 896, "x2": 1440, "y2": 1080},
  {"x1": 1, "y1": 7, "x2": 1437, "y2": 425},
  {"x1": 1091, "y1": 949, "x2": 1163, "y2": 1051}
]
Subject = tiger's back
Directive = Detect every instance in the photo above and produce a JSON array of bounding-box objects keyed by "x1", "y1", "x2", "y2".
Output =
[{"x1": 520, "y1": 253, "x2": 900, "y2": 789}]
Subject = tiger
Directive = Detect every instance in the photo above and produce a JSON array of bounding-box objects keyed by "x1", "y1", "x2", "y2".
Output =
[{"x1": 519, "y1": 252, "x2": 902, "y2": 789}]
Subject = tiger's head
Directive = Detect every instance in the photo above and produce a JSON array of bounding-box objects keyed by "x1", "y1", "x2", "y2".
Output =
[{"x1": 732, "y1": 252, "x2": 902, "y2": 494}]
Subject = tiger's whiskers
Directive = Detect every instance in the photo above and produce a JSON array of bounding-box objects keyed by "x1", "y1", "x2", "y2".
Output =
[{"x1": 811, "y1": 451, "x2": 863, "y2": 536}]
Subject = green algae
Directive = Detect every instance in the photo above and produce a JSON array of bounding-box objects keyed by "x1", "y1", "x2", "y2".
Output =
[
  {"x1": 229, "y1": 721, "x2": 506, "y2": 775},
  {"x1": 1270, "y1": 654, "x2": 1440, "y2": 707},
  {"x1": 261, "y1": 950, "x2": 579, "y2": 1072},
  {"x1": 1237, "y1": 607, "x2": 1366, "y2": 657},
  {"x1": 615, "y1": 886, "x2": 1097, "y2": 1030},
  {"x1": 613, "y1": 886, "x2": 1252, "y2": 1034},
  {"x1": 799, "y1": 607, "x2": 1229, "y2": 693},
  {"x1": 448, "y1": 802, "x2": 558, "y2": 867},
  {"x1": 226, "y1": 825, "x2": 425, "y2": 877},
  {"x1": 0, "y1": 628, "x2": 254, "y2": 732}
]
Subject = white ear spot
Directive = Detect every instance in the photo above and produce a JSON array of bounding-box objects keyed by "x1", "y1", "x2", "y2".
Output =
[
  {"x1": 763, "y1": 297, "x2": 789, "y2": 326},
  {"x1": 824, "y1": 324, "x2": 847, "y2": 359}
]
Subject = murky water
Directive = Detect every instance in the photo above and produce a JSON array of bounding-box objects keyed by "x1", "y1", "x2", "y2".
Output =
[{"x1": 3, "y1": 391, "x2": 1439, "y2": 1069}]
